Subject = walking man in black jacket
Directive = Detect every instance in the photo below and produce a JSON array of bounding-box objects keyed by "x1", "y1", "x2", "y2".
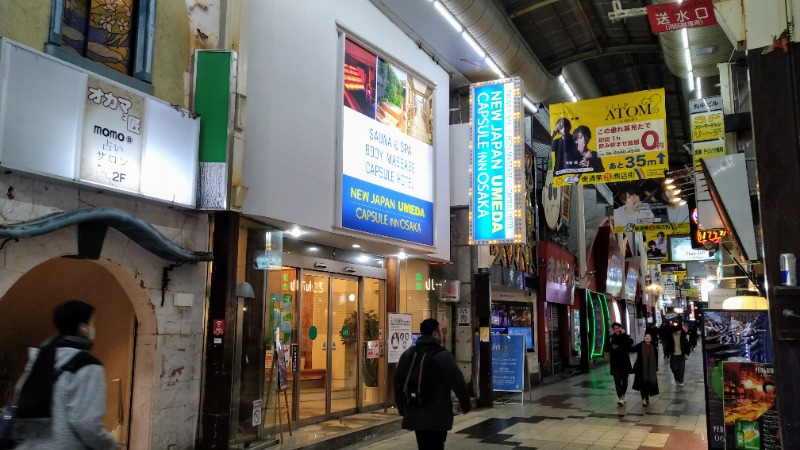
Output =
[
  {"x1": 606, "y1": 322, "x2": 634, "y2": 406},
  {"x1": 663, "y1": 322, "x2": 691, "y2": 386},
  {"x1": 394, "y1": 318, "x2": 471, "y2": 450}
]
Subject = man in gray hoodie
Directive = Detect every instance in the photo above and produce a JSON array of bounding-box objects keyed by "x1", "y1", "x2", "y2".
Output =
[{"x1": 12, "y1": 300, "x2": 117, "y2": 449}]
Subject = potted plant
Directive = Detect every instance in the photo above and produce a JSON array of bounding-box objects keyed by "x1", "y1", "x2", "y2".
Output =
[{"x1": 340, "y1": 309, "x2": 380, "y2": 389}]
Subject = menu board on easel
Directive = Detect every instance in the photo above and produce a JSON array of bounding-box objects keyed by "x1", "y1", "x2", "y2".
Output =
[{"x1": 275, "y1": 339, "x2": 288, "y2": 391}]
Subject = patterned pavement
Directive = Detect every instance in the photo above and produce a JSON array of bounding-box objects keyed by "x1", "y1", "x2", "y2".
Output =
[{"x1": 353, "y1": 349, "x2": 708, "y2": 450}]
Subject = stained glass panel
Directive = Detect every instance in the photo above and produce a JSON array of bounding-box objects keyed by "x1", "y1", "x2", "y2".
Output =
[{"x1": 62, "y1": 0, "x2": 136, "y2": 75}]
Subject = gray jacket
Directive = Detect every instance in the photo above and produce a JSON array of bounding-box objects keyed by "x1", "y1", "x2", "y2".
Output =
[{"x1": 13, "y1": 346, "x2": 117, "y2": 450}]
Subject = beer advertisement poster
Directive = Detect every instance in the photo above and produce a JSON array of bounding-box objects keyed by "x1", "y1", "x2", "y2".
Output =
[{"x1": 722, "y1": 362, "x2": 780, "y2": 449}]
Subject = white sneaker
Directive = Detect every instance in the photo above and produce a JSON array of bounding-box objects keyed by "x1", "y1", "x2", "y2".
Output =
[
  {"x1": 617, "y1": 397, "x2": 625, "y2": 406},
  {"x1": 678, "y1": 382, "x2": 685, "y2": 386}
]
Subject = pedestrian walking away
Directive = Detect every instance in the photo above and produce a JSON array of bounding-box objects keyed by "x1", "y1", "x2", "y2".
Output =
[
  {"x1": 663, "y1": 322, "x2": 691, "y2": 386},
  {"x1": 631, "y1": 333, "x2": 660, "y2": 407},
  {"x1": 604, "y1": 322, "x2": 633, "y2": 406},
  {"x1": 394, "y1": 318, "x2": 471, "y2": 450}
]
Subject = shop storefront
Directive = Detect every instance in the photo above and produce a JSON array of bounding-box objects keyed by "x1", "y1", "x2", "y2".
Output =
[
  {"x1": 227, "y1": 226, "x2": 390, "y2": 446},
  {"x1": 537, "y1": 242, "x2": 576, "y2": 377}
]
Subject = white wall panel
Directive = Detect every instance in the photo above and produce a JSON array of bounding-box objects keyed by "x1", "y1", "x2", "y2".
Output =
[{"x1": 243, "y1": 0, "x2": 450, "y2": 258}]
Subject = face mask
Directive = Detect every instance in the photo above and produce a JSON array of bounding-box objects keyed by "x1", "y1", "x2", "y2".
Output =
[{"x1": 88, "y1": 325, "x2": 96, "y2": 341}]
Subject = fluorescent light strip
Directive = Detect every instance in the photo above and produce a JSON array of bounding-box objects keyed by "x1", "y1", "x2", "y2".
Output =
[
  {"x1": 688, "y1": 71, "x2": 695, "y2": 91},
  {"x1": 685, "y1": 50, "x2": 693, "y2": 72},
  {"x1": 462, "y1": 31, "x2": 485, "y2": 58},
  {"x1": 485, "y1": 57, "x2": 505, "y2": 77},
  {"x1": 682, "y1": 29, "x2": 689, "y2": 49},
  {"x1": 523, "y1": 97, "x2": 538, "y2": 113},
  {"x1": 558, "y1": 75, "x2": 567, "y2": 84},
  {"x1": 434, "y1": 1, "x2": 462, "y2": 32},
  {"x1": 696, "y1": 76, "x2": 702, "y2": 99}
]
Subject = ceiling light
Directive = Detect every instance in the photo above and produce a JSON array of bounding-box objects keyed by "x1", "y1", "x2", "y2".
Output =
[
  {"x1": 688, "y1": 71, "x2": 695, "y2": 91},
  {"x1": 433, "y1": 1, "x2": 462, "y2": 32},
  {"x1": 558, "y1": 75, "x2": 567, "y2": 84},
  {"x1": 357, "y1": 255, "x2": 369, "y2": 263},
  {"x1": 671, "y1": 196, "x2": 682, "y2": 203},
  {"x1": 352, "y1": 244, "x2": 361, "y2": 248},
  {"x1": 679, "y1": 200, "x2": 687, "y2": 206},
  {"x1": 289, "y1": 226, "x2": 303, "y2": 237},
  {"x1": 681, "y1": 29, "x2": 689, "y2": 50},
  {"x1": 461, "y1": 31, "x2": 485, "y2": 58},
  {"x1": 485, "y1": 57, "x2": 504, "y2": 77},
  {"x1": 667, "y1": 184, "x2": 677, "y2": 190},
  {"x1": 665, "y1": 177, "x2": 675, "y2": 184},
  {"x1": 685, "y1": 50, "x2": 693, "y2": 72},
  {"x1": 523, "y1": 97, "x2": 538, "y2": 113},
  {"x1": 398, "y1": 252, "x2": 407, "y2": 260},
  {"x1": 672, "y1": 188, "x2": 682, "y2": 195},
  {"x1": 308, "y1": 246, "x2": 318, "y2": 252},
  {"x1": 696, "y1": 76, "x2": 703, "y2": 99}
]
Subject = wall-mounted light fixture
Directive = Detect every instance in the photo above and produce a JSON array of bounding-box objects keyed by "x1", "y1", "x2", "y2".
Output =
[{"x1": 314, "y1": 262, "x2": 327, "y2": 269}]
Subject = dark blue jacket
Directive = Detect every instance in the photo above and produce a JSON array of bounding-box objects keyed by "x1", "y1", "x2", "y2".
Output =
[{"x1": 394, "y1": 336, "x2": 471, "y2": 431}]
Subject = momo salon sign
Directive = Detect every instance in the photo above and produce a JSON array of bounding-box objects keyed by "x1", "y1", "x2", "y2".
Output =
[{"x1": 539, "y1": 241, "x2": 576, "y2": 305}]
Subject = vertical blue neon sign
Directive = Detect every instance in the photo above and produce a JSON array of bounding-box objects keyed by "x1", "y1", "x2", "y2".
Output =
[{"x1": 470, "y1": 78, "x2": 522, "y2": 244}]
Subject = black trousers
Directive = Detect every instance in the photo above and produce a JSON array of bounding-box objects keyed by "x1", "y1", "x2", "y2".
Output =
[
  {"x1": 612, "y1": 373, "x2": 629, "y2": 398},
  {"x1": 670, "y1": 355, "x2": 686, "y2": 383},
  {"x1": 414, "y1": 430, "x2": 448, "y2": 450}
]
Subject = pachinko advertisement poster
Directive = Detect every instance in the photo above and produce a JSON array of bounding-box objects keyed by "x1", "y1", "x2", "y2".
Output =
[
  {"x1": 610, "y1": 179, "x2": 690, "y2": 233},
  {"x1": 549, "y1": 88, "x2": 668, "y2": 187}
]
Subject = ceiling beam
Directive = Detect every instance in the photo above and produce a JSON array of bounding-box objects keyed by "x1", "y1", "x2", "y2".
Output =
[
  {"x1": 508, "y1": 0, "x2": 562, "y2": 19},
  {"x1": 573, "y1": 0, "x2": 602, "y2": 52},
  {"x1": 545, "y1": 44, "x2": 661, "y2": 72}
]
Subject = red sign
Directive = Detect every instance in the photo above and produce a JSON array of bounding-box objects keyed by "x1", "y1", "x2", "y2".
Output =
[
  {"x1": 646, "y1": 0, "x2": 717, "y2": 33},
  {"x1": 539, "y1": 241, "x2": 576, "y2": 305},
  {"x1": 212, "y1": 319, "x2": 225, "y2": 336}
]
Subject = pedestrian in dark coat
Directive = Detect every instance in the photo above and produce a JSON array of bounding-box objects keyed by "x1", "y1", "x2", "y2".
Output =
[
  {"x1": 394, "y1": 318, "x2": 471, "y2": 450},
  {"x1": 631, "y1": 334, "x2": 659, "y2": 407},
  {"x1": 663, "y1": 323, "x2": 691, "y2": 385},
  {"x1": 688, "y1": 323, "x2": 698, "y2": 350},
  {"x1": 605, "y1": 322, "x2": 633, "y2": 406}
]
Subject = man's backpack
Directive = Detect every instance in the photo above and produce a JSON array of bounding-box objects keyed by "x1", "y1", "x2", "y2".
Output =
[
  {"x1": 402, "y1": 346, "x2": 445, "y2": 407},
  {"x1": 16, "y1": 350, "x2": 100, "y2": 419}
]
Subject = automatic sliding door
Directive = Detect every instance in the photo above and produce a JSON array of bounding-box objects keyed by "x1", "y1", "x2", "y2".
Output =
[
  {"x1": 330, "y1": 278, "x2": 358, "y2": 414},
  {"x1": 298, "y1": 273, "x2": 329, "y2": 420}
]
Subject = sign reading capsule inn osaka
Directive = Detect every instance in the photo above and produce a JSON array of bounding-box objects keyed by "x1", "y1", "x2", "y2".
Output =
[
  {"x1": 340, "y1": 39, "x2": 434, "y2": 246},
  {"x1": 469, "y1": 78, "x2": 525, "y2": 245}
]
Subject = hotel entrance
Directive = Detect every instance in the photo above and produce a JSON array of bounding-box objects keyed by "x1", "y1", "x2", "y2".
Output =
[{"x1": 270, "y1": 262, "x2": 386, "y2": 423}]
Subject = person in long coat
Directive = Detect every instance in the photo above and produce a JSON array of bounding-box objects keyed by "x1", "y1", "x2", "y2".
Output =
[
  {"x1": 605, "y1": 322, "x2": 633, "y2": 406},
  {"x1": 631, "y1": 333, "x2": 660, "y2": 407}
]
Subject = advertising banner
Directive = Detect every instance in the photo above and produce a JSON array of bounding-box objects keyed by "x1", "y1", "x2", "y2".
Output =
[
  {"x1": 491, "y1": 334, "x2": 525, "y2": 392},
  {"x1": 611, "y1": 179, "x2": 691, "y2": 233},
  {"x1": 549, "y1": 89, "x2": 668, "y2": 187},
  {"x1": 692, "y1": 96, "x2": 725, "y2": 230},
  {"x1": 647, "y1": 0, "x2": 718, "y2": 33},
  {"x1": 722, "y1": 362, "x2": 780, "y2": 449},
  {"x1": 538, "y1": 241, "x2": 576, "y2": 305},
  {"x1": 387, "y1": 313, "x2": 413, "y2": 363},
  {"x1": 702, "y1": 311, "x2": 772, "y2": 449},
  {"x1": 341, "y1": 39, "x2": 434, "y2": 246},
  {"x1": 469, "y1": 77, "x2": 525, "y2": 244}
]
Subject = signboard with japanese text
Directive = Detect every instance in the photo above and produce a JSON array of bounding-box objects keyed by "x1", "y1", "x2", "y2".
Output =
[
  {"x1": 702, "y1": 311, "x2": 772, "y2": 449},
  {"x1": 458, "y1": 307, "x2": 470, "y2": 327},
  {"x1": 691, "y1": 111, "x2": 725, "y2": 142},
  {"x1": 549, "y1": 89, "x2": 668, "y2": 187},
  {"x1": 693, "y1": 140, "x2": 726, "y2": 170},
  {"x1": 611, "y1": 179, "x2": 691, "y2": 233},
  {"x1": 647, "y1": 0, "x2": 718, "y2": 33},
  {"x1": 340, "y1": 38, "x2": 434, "y2": 246},
  {"x1": 538, "y1": 241, "x2": 576, "y2": 305},
  {"x1": 491, "y1": 334, "x2": 525, "y2": 392},
  {"x1": 0, "y1": 39, "x2": 199, "y2": 206},
  {"x1": 81, "y1": 77, "x2": 144, "y2": 192},
  {"x1": 387, "y1": 313, "x2": 413, "y2": 363},
  {"x1": 469, "y1": 77, "x2": 525, "y2": 244}
]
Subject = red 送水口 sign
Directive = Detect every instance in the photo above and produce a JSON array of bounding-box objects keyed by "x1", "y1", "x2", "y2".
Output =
[{"x1": 646, "y1": 0, "x2": 717, "y2": 33}]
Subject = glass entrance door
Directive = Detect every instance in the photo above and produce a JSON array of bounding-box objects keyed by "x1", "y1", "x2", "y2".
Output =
[{"x1": 296, "y1": 273, "x2": 359, "y2": 419}]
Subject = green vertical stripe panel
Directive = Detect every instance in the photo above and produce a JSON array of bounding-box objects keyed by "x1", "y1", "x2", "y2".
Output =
[{"x1": 195, "y1": 51, "x2": 232, "y2": 163}]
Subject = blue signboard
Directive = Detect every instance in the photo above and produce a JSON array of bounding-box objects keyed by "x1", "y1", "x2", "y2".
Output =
[
  {"x1": 340, "y1": 39, "x2": 435, "y2": 246},
  {"x1": 469, "y1": 78, "x2": 524, "y2": 245},
  {"x1": 491, "y1": 333, "x2": 525, "y2": 392}
]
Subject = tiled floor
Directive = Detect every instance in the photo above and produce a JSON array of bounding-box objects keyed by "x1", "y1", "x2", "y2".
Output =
[{"x1": 354, "y1": 350, "x2": 708, "y2": 450}]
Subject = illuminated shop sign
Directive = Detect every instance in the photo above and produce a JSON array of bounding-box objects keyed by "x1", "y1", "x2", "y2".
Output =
[
  {"x1": 469, "y1": 77, "x2": 524, "y2": 245},
  {"x1": 340, "y1": 39, "x2": 434, "y2": 246}
]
